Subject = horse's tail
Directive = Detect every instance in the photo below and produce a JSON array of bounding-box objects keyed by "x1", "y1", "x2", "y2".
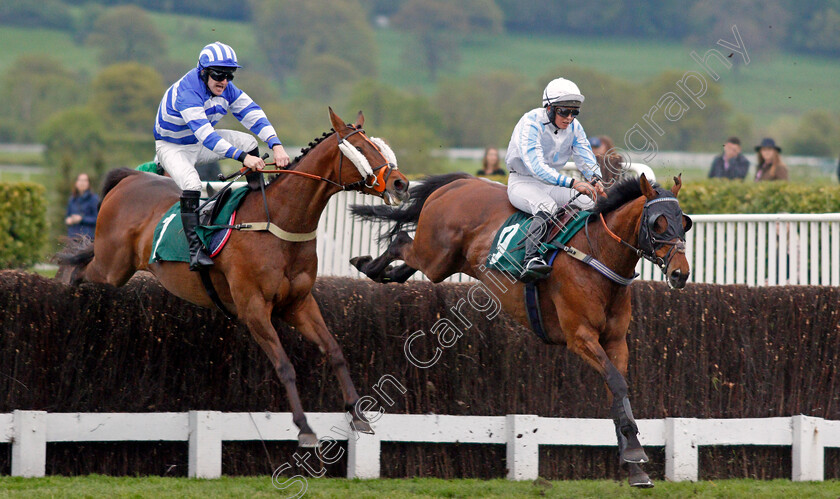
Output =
[
  {"x1": 101, "y1": 168, "x2": 142, "y2": 201},
  {"x1": 351, "y1": 172, "x2": 472, "y2": 242},
  {"x1": 55, "y1": 235, "x2": 94, "y2": 284}
]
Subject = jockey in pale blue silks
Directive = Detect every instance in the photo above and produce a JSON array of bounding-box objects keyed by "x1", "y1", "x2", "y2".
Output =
[
  {"x1": 505, "y1": 77, "x2": 607, "y2": 283},
  {"x1": 154, "y1": 41, "x2": 291, "y2": 270}
]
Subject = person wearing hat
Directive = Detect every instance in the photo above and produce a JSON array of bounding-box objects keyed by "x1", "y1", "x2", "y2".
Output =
[
  {"x1": 154, "y1": 41, "x2": 291, "y2": 271},
  {"x1": 505, "y1": 77, "x2": 606, "y2": 283},
  {"x1": 708, "y1": 137, "x2": 750, "y2": 180},
  {"x1": 754, "y1": 138, "x2": 789, "y2": 181}
]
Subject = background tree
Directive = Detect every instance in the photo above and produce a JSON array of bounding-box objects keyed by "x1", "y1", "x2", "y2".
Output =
[
  {"x1": 639, "y1": 70, "x2": 731, "y2": 151},
  {"x1": 538, "y1": 66, "x2": 642, "y2": 145},
  {"x1": 2, "y1": 55, "x2": 84, "y2": 143},
  {"x1": 0, "y1": 0, "x2": 73, "y2": 30},
  {"x1": 298, "y1": 55, "x2": 362, "y2": 101},
  {"x1": 392, "y1": 0, "x2": 503, "y2": 80},
  {"x1": 784, "y1": 110, "x2": 840, "y2": 156},
  {"x1": 687, "y1": 0, "x2": 790, "y2": 56},
  {"x1": 39, "y1": 107, "x2": 108, "y2": 242},
  {"x1": 252, "y1": 0, "x2": 377, "y2": 85},
  {"x1": 89, "y1": 63, "x2": 164, "y2": 135},
  {"x1": 434, "y1": 71, "x2": 531, "y2": 148},
  {"x1": 796, "y1": 7, "x2": 840, "y2": 56},
  {"x1": 87, "y1": 5, "x2": 167, "y2": 65},
  {"x1": 349, "y1": 80, "x2": 444, "y2": 174}
]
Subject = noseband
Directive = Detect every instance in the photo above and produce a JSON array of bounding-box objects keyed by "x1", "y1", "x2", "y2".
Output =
[
  {"x1": 335, "y1": 125, "x2": 397, "y2": 192},
  {"x1": 600, "y1": 192, "x2": 690, "y2": 274}
]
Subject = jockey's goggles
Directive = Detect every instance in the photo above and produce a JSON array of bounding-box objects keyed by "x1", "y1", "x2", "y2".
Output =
[
  {"x1": 555, "y1": 106, "x2": 580, "y2": 117},
  {"x1": 207, "y1": 68, "x2": 235, "y2": 82}
]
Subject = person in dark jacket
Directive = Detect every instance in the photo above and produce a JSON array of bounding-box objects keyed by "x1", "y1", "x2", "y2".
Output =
[
  {"x1": 65, "y1": 173, "x2": 99, "y2": 240},
  {"x1": 708, "y1": 137, "x2": 750, "y2": 179}
]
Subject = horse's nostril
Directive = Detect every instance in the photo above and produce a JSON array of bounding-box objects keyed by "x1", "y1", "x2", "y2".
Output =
[{"x1": 394, "y1": 179, "x2": 407, "y2": 192}]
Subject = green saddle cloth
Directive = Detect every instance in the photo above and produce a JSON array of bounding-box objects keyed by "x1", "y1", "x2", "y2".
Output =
[
  {"x1": 149, "y1": 187, "x2": 250, "y2": 264},
  {"x1": 485, "y1": 210, "x2": 591, "y2": 275}
]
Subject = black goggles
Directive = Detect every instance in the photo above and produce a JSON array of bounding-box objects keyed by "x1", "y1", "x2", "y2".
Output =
[
  {"x1": 207, "y1": 68, "x2": 235, "y2": 82},
  {"x1": 555, "y1": 106, "x2": 580, "y2": 117}
]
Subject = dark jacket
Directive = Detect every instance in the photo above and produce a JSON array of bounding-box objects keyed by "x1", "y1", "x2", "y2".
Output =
[
  {"x1": 708, "y1": 153, "x2": 750, "y2": 179},
  {"x1": 66, "y1": 191, "x2": 100, "y2": 239}
]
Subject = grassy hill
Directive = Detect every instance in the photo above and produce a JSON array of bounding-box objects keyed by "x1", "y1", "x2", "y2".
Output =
[{"x1": 2, "y1": 11, "x2": 839, "y2": 130}]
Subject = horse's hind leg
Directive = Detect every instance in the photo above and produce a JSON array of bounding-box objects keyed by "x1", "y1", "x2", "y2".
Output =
[
  {"x1": 284, "y1": 293, "x2": 373, "y2": 434},
  {"x1": 350, "y1": 230, "x2": 416, "y2": 283}
]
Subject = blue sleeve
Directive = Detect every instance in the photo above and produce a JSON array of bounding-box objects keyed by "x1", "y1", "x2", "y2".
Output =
[
  {"x1": 517, "y1": 120, "x2": 572, "y2": 187},
  {"x1": 228, "y1": 86, "x2": 281, "y2": 148},
  {"x1": 176, "y1": 89, "x2": 245, "y2": 161},
  {"x1": 571, "y1": 121, "x2": 601, "y2": 180}
]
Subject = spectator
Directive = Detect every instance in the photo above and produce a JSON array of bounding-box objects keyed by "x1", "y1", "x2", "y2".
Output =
[
  {"x1": 708, "y1": 137, "x2": 750, "y2": 179},
  {"x1": 754, "y1": 138, "x2": 789, "y2": 181},
  {"x1": 476, "y1": 147, "x2": 506, "y2": 176},
  {"x1": 589, "y1": 135, "x2": 614, "y2": 156},
  {"x1": 65, "y1": 173, "x2": 99, "y2": 240}
]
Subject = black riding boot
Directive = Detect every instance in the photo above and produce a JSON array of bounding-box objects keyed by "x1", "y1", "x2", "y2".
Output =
[
  {"x1": 520, "y1": 211, "x2": 553, "y2": 283},
  {"x1": 180, "y1": 190, "x2": 214, "y2": 271}
]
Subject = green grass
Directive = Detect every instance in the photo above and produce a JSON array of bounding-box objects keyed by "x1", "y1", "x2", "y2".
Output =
[{"x1": 0, "y1": 476, "x2": 839, "y2": 498}]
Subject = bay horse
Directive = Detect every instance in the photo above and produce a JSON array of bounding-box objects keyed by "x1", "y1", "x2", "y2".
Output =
[
  {"x1": 350, "y1": 173, "x2": 691, "y2": 487},
  {"x1": 57, "y1": 108, "x2": 409, "y2": 447}
]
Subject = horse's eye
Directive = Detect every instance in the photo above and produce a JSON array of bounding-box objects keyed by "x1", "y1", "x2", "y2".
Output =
[
  {"x1": 356, "y1": 146, "x2": 363, "y2": 152},
  {"x1": 653, "y1": 215, "x2": 667, "y2": 233}
]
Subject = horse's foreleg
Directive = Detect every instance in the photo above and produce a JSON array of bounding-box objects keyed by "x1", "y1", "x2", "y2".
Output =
[
  {"x1": 235, "y1": 293, "x2": 318, "y2": 447},
  {"x1": 284, "y1": 293, "x2": 374, "y2": 434},
  {"x1": 567, "y1": 330, "x2": 648, "y2": 465},
  {"x1": 350, "y1": 230, "x2": 415, "y2": 283}
]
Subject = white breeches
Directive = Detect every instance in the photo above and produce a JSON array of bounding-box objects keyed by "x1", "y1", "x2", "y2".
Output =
[
  {"x1": 155, "y1": 130, "x2": 257, "y2": 191},
  {"x1": 507, "y1": 172, "x2": 594, "y2": 215}
]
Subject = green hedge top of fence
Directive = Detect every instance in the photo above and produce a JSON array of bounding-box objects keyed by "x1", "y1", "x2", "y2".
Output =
[
  {"x1": 677, "y1": 180, "x2": 840, "y2": 214},
  {"x1": 0, "y1": 182, "x2": 47, "y2": 268},
  {"x1": 406, "y1": 174, "x2": 840, "y2": 214}
]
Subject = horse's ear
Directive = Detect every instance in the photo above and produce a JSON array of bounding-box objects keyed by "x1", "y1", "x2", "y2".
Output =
[
  {"x1": 671, "y1": 174, "x2": 682, "y2": 197},
  {"x1": 354, "y1": 110, "x2": 364, "y2": 128},
  {"x1": 639, "y1": 173, "x2": 656, "y2": 200},
  {"x1": 328, "y1": 107, "x2": 345, "y2": 132}
]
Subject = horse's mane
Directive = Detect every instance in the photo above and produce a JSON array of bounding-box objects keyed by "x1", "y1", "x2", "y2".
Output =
[
  {"x1": 267, "y1": 128, "x2": 338, "y2": 186},
  {"x1": 589, "y1": 176, "x2": 659, "y2": 216}
]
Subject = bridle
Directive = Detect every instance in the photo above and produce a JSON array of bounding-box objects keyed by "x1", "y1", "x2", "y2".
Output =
[
  {"x1": 595, "y1": 192, "x2": 690, "y2": 274},
  {"x1": 223, "y1": 125, "x2": 398, "y2": 194},
  {"x1": 332, "y1": 124, "x2": 397, "y2": 193}
]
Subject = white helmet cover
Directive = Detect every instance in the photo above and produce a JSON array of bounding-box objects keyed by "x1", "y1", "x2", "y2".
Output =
[{"x1": 542, "y1": 78, "x2": 585, "y2": 106}]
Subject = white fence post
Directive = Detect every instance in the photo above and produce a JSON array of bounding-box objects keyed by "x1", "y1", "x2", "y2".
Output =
[
  {"x1": 11, "y1": 410, "x2": 46, "y2": 477},
  {"x1": 792, "y1": 415, "x2": 823, "y2": 481},
  {"x1": 347, "y1": 429, "x2": 381, "y2": 479},
  {"x1": 505, "y1": 414, "x2": 539, "y2": 480},
  {"x1": 665, "y1": 417, "x2": 698, "y2": 482},
  {"x1": 189, "y1": 410, "x2": 222, "y2": 478}
]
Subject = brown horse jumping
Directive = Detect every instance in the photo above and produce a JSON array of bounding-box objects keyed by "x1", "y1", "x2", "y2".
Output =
[
  {"x1": 350, "y1": 173, "x2": 691, "y2": 486},
  {"x1": 57, "y1": 108, "x2": 409, "y2": 447}
]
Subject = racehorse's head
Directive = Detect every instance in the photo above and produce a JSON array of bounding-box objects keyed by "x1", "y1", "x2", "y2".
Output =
[
  {"x1": 328, "y1": 107, "x2": 410, "y2": 206},
  {"x1": 638, "y1": 174, "x2": 692, "y2": 289}
]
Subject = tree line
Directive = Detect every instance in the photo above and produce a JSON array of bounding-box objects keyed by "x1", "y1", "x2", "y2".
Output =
[{"x1": 4, "y1": 0, "x2": 840, "y2": 57}]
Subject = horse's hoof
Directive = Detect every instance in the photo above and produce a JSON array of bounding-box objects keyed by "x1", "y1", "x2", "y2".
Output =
[
  {"x1": 629, "y1": 472, "x2": 654, "y2": 488},
  {"x1": 349, "y1": 255, "x2": 372, "y2": 270},
  {"x1": 351, "y1": 419, "x2": 375, "y2": 434},
  {"x1": 621, "y1": 447, "x2": 649, "y2": 464},
  {"x1": 297, "y1": 432, "x2": 319, "y2": 448}
]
